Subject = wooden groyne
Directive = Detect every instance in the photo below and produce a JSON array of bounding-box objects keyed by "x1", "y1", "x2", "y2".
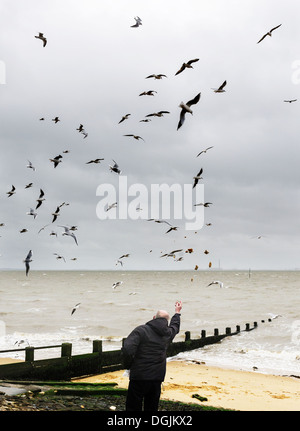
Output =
[{"x1": 0, "y1": 321, "x2": 260, "y2": 381}]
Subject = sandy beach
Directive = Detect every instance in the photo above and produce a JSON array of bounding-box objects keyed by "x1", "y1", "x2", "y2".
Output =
[{"x1": 76, "y1": 361, "x2": 300, "y2": 411}]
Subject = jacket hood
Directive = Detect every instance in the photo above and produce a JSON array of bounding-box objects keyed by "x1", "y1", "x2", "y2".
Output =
[{"x1": 146, "y1": 317, "x2": 170, "y2": 336}]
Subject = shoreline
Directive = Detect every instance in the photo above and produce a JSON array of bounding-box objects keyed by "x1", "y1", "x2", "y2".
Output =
[
  {"x1": 75, "y1": 360, "x2": 300, "y2": 411},
  {"x1": 1, "y1": 358, "x2": 299, "y2": 410}
]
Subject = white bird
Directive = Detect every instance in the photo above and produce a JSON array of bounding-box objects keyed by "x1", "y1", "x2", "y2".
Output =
[
  {"x1": 24, "y1": 250, "x2": 32, "y2": 276},
  {"x1": 51, "y1": 206, "x2": 60, "y2": 223},
  {"x1": 131, "y1": 16, "x2": 142, "y2": 27},
  {"x1": 145, "y1": 74, "x2": 167, "y2": 80},
  {"x1": 175, "y1": 58, "x2": 199, "y2": 76},
  {"x1": 257, "y1": 24, "x2": 282, "y2": 44},
  {"x1": 196, "y1": 146, "x2": 214, "y2": 157},
  {"x1": 112, "y1": 281, "x2": 123, "y2": 289},
  {"x1": 109, "y1": 160, "x2": 122, "y2": 174},
  {"x1": 193, "y1": 168, "x2": 203, "y2": 188},
  {"x1": 212, "y1": 80, "x2": 227, "y2": 93},
  {"x1": 27, "y1": 208, "x2": 37, "y2": 219},
  {"x1": 35, "y1": 32, "x2": 47, "y2": 47},
  {"x1": 59, "y1": 225, "x2": 78, "y2": 245},
  {"x1": 71, "y1": 303, "x2": 81, "y2": 316},
  {"x1": 207, "y1": 281, "x2": 224, "y2": 288},
  {"x1": 53, "y1": 253, "x2": 66, "y2": 262},
  {"x1": 267, "y1": 313, "x2": 282, "y2": 320},
  {"x1": 118, "y1": 114, "x2": 131, "y2": 124},
  {"x1": 27, "y1": 160, "x2": 36, "y2": 171},
  {"x1": 6, "y1": 185, "x2": 16, "y2": 197},
  {"x1": 36, "y1": 189, "x2": 45, "y2": 209},
  {"x1": 106, "y1": 202, "x2": 117, "y2": 212},
  {"x1": 177, "y1": 92, "x2": 201, "y2": 130}
]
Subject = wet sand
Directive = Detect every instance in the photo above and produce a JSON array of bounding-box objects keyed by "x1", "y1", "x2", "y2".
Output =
[{"x1": 76, "y1": 360, "x2": 300, "y2": 411}]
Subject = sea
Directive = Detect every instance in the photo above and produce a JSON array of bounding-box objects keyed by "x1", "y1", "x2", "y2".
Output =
[{"x1": 0, "y1": 270, "x2": 299, "y2": 377}]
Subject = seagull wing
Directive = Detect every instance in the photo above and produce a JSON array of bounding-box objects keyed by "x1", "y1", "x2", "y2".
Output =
[
  {"x1": 218, "y1": 81, "x2": 227, "y2": 91},
  {"x1": 187, "y1": 58, "x2": 199, "y2": 65},
  {"x1": 186, "y1": 92, "x2": 201, "y2": 107},
  {"x1": 177, "y1": 109, "x2": 186, "y2": 130},
  {"x1": 175, "y1": 64, "x2": 186, "y2": 76},
  {"x1": 257, "y1": 33, "x2": 268, "y2": 43},
  {"x1": 270, "y1": 24, "x2": 282, "y2": 33}
]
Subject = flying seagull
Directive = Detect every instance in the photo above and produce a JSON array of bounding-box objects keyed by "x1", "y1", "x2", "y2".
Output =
[
  {"x1": 177, "y1": 92, "x2": 201, "y2": 130},
  {"x1": 257, "y1": 24, "x2": 282, "y2": 44},
  {"x1": 25, "y1": 183, "x2": 33, "y2": 189},
  {"x1": 207, "y1": 281, "x2": 224, "y2": 288},
  {"x1": 51, "y1": 206, "x2": 60, "y2": 223},
  {"x1": 131, "y1": 16, "x2": 142, "y2": 27},
  {"x1": 52, "y1": 116, "x2": 60, "y2": 123},
  {"x1": 112, "y1": 281, "x2": 123, "y2": 289},
  {"x1": 139, "y1": 90, "x2": 157, "y2": 96},
  {"x1": 106, "y1": 202, "x2": 117, "y2": 212},
  {"x1": 27, "y1": 160, "x2": 36, "y2": 171},
  {"x1": 53, "y1": 253, "x2": 66, "y2": 262},
  {"x1": 165, "y1": 226, "x2": 178, "y2": 234},
  {"x1": 36, "y1": 189, "x2": 45, "y2": 209},
  {"x1": 76, "y1": 124, "x2": 84, "y2": 132},
  {"x1": 35, "y1": 32, "x2": 47, "y2": 47},
  {"x1": 71, "y1": 303, "x2": 81, "y2": 316},
  {"x1": 145, "y1": 74, "x2": 167, "y2": 80},
  {"x1": 118, "y1": 114, "x2": 131, "y2": 124},
  {"x1": 50, "y1": 155, "x2": 62, "y2": 168},
  {"x1": 109, "y1": 160, "x2": 122, "y2": 174},
  {"x1": 123, "y1": 134, "x2": 145, "y2": 141},
  {"x1": 193, "y1": 168, "x2": 203, "y2": 188},
  {"x1": 24, "y1": 250, "x2": 32, "y2": 276},
  {"x1": 27, "y1": 208, "x2": 37, "y2": 219},
  {"x1": 212, "y1": 80, "x2": 227, "y2": 93},
  {"x1": 86, "y1": 158, "x2": 104, "y2": 164},
  {"x1": 196, "y1": 146, "x2": 214, "y2": 157},
  {"x1": 194, "y1": 202, "x2": 212, "y2": 207},
  {"x1": 175, "y1": 58, "x2": 199, "y2": 76},
  {"x1": 284, "y1": 99, "x2": 297, "y2": 103},
  {"x1": 6, "y1": 185, "x2": 16, "y2": 197},
  {"x1": 145, "y1": 111, "x2": 170, "y2": 118},
  {"x1": 59, "y1": 225, "x2": 78, "y2": 245}
]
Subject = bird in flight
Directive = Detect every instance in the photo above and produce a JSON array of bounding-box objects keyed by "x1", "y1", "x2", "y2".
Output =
[
  {"x1": 50, "y1": 155, "x2": 62, "y2": 168},
  {"x1": 193, "y1": 168, "x2": 203, "y2": 188},
  {"x1": 207, "y1": 281, "x2": 224, "y2": 288},
  {"x1": 27, "y1": 160, "x2": 36, "y2": 171},
  {"x1": 139, "y1": 90, "x2": 157, "y2": 96},
  {"x1": 109, "y1": 160, "x2": 122, "y2": 174},
  {"x1": 54, "y1": 253, "x2": 66, "y2": 263},
  {"x1": 123, "y1": 134, "x2": 145, "y2": 141},
  {"x1": 257, "y1": 24, "x2": 282, "y2": 44},
  {"x1": 71, "y1": 303, "x2": 81, "y2": 316},
  {"x1": 131, "y1": 16, "x2": 142, "y2": 27},
  {"x1": 52, "y1": 116, "x2": 60, "y2": 123},
  {"x1": 145, "y1": 111, "x2": 170, "y2": 118},
  {"x1": 112, "y1": 281, "x2": 123, "y2": 289},
  {"x1": 284, "y1": 99, "x2": 297, "y2": 103},
  {"x1": 24, "y1": 250, "x2": 32, "y2": 276},
  {"x1": 6, "y1": 185, "x2": 16, "y2": 197},
  {"x1": 86, "y1": 158, "x2": 104, "y2": 164},
  {"x1": 118, "y1": 114, "x2": 131, "y2": 124},
  {"x1": 212, "y1": 80, "x2": 227, "y2": 93},
  {"x1": 175, "y1": 58, "x2": 199, "y2": 76},
  {"x1": 177, "y1": 92, "x2": 201, "y2": 130},
  {"x1": 196, "y1": 146, "x2": 214, "y2": 157},
  {"x1": 194, "y1": 202, "x2": 212, "y2": 207},
  {"x1": 36, "y1": 189, "x2": 45, "y2": 209},
  {"x1": 35, "y1": 32, "x2": 47, "y2": 47},
  {"x1": 145, "y1": 74, "x2": 167, "y2": 80},
  {"x1": 27, "y1": 208, "x2": 37, "y2": 219},
  {"x1": 51, "y1": 206, "x2": 60, "y2": 223},
  {"x1": 59, "y1": 225, "x2": 78, "y2": 245}
]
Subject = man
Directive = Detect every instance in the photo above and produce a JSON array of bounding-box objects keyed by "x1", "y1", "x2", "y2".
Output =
[{"x1": 122, "y1": 300, "x2": 182, "y2": 411}]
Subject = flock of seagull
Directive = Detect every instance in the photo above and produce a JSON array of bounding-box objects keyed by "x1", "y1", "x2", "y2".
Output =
[{"x1": 2, "y1": 17, "x2": 291, "y2": 300}]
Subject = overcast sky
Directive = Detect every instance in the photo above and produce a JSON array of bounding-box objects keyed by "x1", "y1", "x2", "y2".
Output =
[{"x1": 0, "y1": 0, "x2": 300, "y2": 272}]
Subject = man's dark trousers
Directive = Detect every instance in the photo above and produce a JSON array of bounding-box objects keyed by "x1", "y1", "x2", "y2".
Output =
[{"x1": 126, "y1": 380, "x2": 162, "y2": 411}]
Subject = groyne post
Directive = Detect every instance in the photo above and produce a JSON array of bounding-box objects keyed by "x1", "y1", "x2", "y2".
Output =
[
  {"x1": 25, "y1": 346, "x2": 34, "y2": 362},
  {"x1": 93, "y1": 340, "x2": 102, "y2": 353},
  {"x1": 185, "y1": 331, "x2": 191, "y2": 341},
  {"x1": 61, "y1": 343, "x2": 72, "y2": 357}
]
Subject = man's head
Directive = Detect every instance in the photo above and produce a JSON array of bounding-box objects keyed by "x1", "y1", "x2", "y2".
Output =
[{"x1": 154, "y1": 310, "x2": 170, "y2": 321}]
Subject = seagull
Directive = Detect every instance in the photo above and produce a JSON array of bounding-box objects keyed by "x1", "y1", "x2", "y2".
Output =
[
  {"x1": 71, "y1": 303, "x2": 81, "y2": 316},
  {"x1": 145, "y1": 111, "x2": 170, "y2": 118},
  {"x1": 175, "y1": 58, "x2": 199, "y2": 76},
  {"x1": 109, "y1": 160, "x2": 122, "y2": 174},
  {"x1": 81, "y1": 130, "x2": 88, "y2": 139},
  {"x1": 51, "y1": 206, "x2": 60, "y2": 223},
  {"x1": 112, "y1": 281, "x2": 123, "y2": 289},
  {"x1": 165, "y1": 226, "x2": 178, "y2": 234},
  {"x1": 35, "y1": 32, "x2": 47, "y2": 47},
  {"x1": 86, "y1": 158, "x2": 104, "y2": 164},
  {"x1": 50, "y1": 155, "x2": 62, "y2": 168},
  {"x1": 106, "y1": 202, "x2": 117, "y2": 212},
  {"x1": 196, "y1": 146, "x2": 214, "y2": 157},
  {"x1": 118, "y1": 114, "x2": 131, "y2": 124},
  {"x1": 123, "y1": 134, "x2": 145, "y2": 141},
  {"x1": 19, "y1": 229, "x2": 28, "y2": 234},
  {"x1": 27, "y1": 160, "x2": 36, "y2": 171},
  {"x1": 193, "y1": 168, "x2": 203, "y2": 188},
  {"x1": 59, "y1": 225, "x2": 78, "y2": 245},
  {"x1": 160, "y1": 249, "x2": 183, "y2": 258},
  {"x1": 25, "y1": 183, "x2": 33, "y2": 189},
  {"x1": 53, "y1": 253, "x2": 66, "y2": 262},
  {"x1": 131, "y1": 16, "x2": 142, "y2": 27},
  {"x1": 147, "y1": 219, "x2": 172, "y2": 226},
  {"x1": 76, "y1": 124, "x2": 84, "y2": 132},
  {"x1": 119, "y1": 253, "x2": 130, "y2": 259},
  {"x1": 284, "y1": 99, "x2": 297, "y2": 103},
  {"x1": 52, "y1": 116, "x2": 60, "y2": 123},
  {"x1": 139, "y1": 90, "x2": 157, "y2": 96},
  {"x1": 115, "y1": 259, "x2": 123, "y2": 267},
  {"x1": 24, "y1": 250, "x2": 32, "y2": 276},
  {"x1": 207, "y1": 281, "x2": 224, "y2": 288},
  {"x1": 6, "y1": 185, "x2": 16, "y2": 197},
  {"x1": 257, "y1": 24, "x2": 282, "y2": 44},
  {"x1": 267, "y1": 312, "x2": 282, "y2": 320},
  {"x1": 194, "y1": 202, "x2": 212, "y2": 207},
  {"x1": 27, "y1": 208, "x2": 37, "y2": 219},
  {"x1": 177, "y1": 92, "x2": 201, "y2": 130},
  {"x1": 36, "y1": 189, "x2": 45, "y2": 209},
  {"x1": 49, "y1": 230, "x2": 57, "y2": 237},
  {"x1": 145, "y1": 74, "x2": 167, "y2": 80},
  {"x1": 212, "y1": 80, "x2": 227, "y2": 93}
]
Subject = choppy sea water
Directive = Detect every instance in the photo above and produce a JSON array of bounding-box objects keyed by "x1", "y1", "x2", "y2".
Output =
[{"x1": 0, "y1": 270, "x2": 299, "y2": 377}]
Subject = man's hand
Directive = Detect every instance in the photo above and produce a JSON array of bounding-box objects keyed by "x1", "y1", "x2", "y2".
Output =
[{"x1": 175, "y1": 300, "x2": 182, "y2": 313}]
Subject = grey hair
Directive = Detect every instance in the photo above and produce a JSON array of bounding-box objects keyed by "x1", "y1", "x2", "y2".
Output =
[{"x1": 155, "y1": 310, "x2": 170, "y2": 321}]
